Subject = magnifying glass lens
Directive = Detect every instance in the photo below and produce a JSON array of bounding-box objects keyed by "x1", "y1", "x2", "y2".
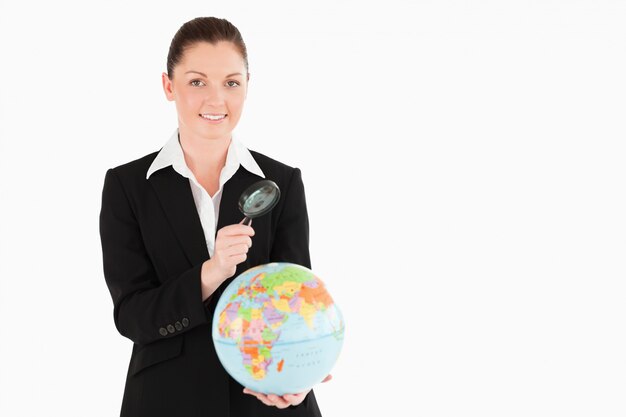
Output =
[{"x1": 239, "y1": 180, "x2": 281, "y2": 223}]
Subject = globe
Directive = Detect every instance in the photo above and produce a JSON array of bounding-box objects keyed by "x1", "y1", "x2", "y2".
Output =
[{"x1": 212, "y1": 262, "x2": 345, "y2": 395}]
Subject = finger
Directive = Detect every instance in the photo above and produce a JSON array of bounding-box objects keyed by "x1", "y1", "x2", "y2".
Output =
[
  {"x1": 226, "y1": 242, "x2": 249, "y2": 254},
  {"x1": 217, "y1": 235, "x2": 248, "y2": 249},
  {"x1": 223, "y1": 243, "x2": 249, "y2": 258},
  {"x1": 231, "y1": 227, "x2": 255, "y2": 237},
  {"x1": 254, "y1": 393, "x2": 275, "y2": 407},
  {"x1": 227, "y1": 238, "x2": 252, "y2": 250},
  {"x1": 267, "y1": 394, "x2": 290, "y2": 409},
  {"x1": 229, "y1": 253, "x2": 247, "y2": 264},
  {"x1": 235, "y1": 236, "x2": 253, "y2": 248},
  {"x1": 243, "y1": 388, "x2": 262, "y2": 396},
  {"x1": 322, "y1": 374, "x2": 333, "y2": 383},
  {"x1": 244, "y1": 389, "x2": 272, "y2": 406},
  {"x1": 219, "y1": 224, "x2": 255, "y2": 237},
  {"x1": 282, "y1": 393, "x2": 306, "y2": 406}
]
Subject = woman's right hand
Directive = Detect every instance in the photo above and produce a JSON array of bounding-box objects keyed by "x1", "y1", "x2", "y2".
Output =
[{"x1": 201, "y1": 218, "x2": 255, "y2": 299}]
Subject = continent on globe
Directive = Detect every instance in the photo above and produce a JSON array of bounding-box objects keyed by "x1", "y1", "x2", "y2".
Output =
[{"x1": 212, "y1": 262, "x2": 344, "y2": 395}]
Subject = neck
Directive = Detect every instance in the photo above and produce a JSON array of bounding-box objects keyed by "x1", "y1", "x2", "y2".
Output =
[{"x1": 178, "y1": 126, "x2": 231, "y2": 176}]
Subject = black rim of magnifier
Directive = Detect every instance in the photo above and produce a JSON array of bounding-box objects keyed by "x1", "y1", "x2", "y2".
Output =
[{"x1": 238, "y1": 179, "x2": 281, "y2": 219}]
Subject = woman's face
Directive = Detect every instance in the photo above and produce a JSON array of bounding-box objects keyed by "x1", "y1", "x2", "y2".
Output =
[{"x1": 162, "y1": 41, "x2": 249, "y2": 141}]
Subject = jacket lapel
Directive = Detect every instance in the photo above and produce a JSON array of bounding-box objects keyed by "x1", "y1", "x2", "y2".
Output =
[
  {"x1": 148, "y1": 165, "x2": 260, "y2": 267},
  {"x1": 215, "y1": 165, "x2": 258, "y2": 235},
  {"x1": 148, "y1": 166, "x2": 207, "y2": 267}
]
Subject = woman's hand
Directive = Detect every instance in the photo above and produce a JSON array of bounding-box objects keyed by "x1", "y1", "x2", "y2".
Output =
[
  {"x1": 200, "y1": 218, "x2": 254, "y2": 301},
  {"x1": 243, "y1": 375, "x2": 332, "y2": 409}
]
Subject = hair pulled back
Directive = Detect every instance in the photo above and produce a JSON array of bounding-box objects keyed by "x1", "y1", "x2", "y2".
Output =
[{"x1": 166, "y1": 17, "x2": 249, "y2": 79}]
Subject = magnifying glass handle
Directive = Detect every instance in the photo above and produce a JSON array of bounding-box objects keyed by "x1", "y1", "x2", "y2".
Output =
[{"x1": 242, "y1": 216, "x2": 252, "y2": 226}]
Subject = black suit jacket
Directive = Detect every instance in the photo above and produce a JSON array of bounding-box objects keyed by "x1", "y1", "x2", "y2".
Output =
[{"x1": 99, "y1": 147, "x2": 322, "y2": 417}]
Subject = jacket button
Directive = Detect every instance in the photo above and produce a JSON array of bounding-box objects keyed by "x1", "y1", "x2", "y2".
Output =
[
  {"x1": 159, "y1": 327, "x2": 168, "y2": 336},
  {"x1": 167, "y1": 324, "x2": 175, "y2": 334},
  {"x1": 175, "y1": 321, "x2": 183, "y2": 331},
  {"x1": 182, "y1": 317, "x2": 189, "y2": 327}
]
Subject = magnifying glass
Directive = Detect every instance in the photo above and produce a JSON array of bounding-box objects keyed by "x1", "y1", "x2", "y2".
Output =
[{"x1": 238, "y1": 180, "x2": 281, "y2": 226}]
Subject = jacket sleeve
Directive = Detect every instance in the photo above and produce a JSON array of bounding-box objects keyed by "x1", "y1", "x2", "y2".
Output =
[
  {"x1": 269, "y1": 167, "x2": 312, "y2": 269},
  {"x1": 99, "y1": 168, "x2": 210, "y2": 346}
]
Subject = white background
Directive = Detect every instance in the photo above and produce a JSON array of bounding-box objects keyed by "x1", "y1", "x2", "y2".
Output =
[{"x1": 1, "y1": 1, "x2": 625, "y2": 416}]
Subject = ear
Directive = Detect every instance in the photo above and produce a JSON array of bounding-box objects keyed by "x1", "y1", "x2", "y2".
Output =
[{"x1": 162, "y1": 72, "x2": 175, "y2": 101}]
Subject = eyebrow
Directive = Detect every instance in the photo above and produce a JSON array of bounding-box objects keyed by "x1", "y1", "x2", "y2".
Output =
[{"x1": 185, "y1": 70, "x2": 243, "y2": 77}]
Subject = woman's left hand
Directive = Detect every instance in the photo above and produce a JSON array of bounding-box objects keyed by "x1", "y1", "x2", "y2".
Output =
[{"x1": 243, "y1": 374, "x2": 332, "y2": 409}]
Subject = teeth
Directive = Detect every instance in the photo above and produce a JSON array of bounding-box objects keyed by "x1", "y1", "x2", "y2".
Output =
[{"x1": 201, "y1": 114, "x2": 226, "y2": 120}]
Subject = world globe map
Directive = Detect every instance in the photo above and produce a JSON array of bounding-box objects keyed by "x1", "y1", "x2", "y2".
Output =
[{"x1": 212, "y1": 262, "x2": 345, "y2": 395}]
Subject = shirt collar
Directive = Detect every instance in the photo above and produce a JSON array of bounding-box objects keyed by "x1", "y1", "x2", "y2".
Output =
[{"x1": 146, "y1": 128, "x2": 265, "y2": 181}]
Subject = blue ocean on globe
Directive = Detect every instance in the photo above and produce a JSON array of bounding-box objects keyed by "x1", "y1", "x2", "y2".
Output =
[{"x1": 212, "y1": 262, "x2": 345, "y2": 395}]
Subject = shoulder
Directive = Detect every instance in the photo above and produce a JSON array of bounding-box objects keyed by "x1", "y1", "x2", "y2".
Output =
[
  {"x1": 248, "y1": 149, "x2": 304, "y2": 185},
  {"x1": 109, "y1": 149, "x2": 159, "y2": 177},
  {"x1": 104, "y1": 150, "x2": 160, "y2": 185}
]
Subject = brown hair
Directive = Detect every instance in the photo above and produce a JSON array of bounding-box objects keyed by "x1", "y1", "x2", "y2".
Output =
[{"x1": 166, "y1": 17, "x2": 249, "y2": 79}]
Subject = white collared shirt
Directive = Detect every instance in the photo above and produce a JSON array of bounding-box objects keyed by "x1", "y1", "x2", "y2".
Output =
[{"x1": 146, "y1": 128, "x2": 265, "y2": 257}]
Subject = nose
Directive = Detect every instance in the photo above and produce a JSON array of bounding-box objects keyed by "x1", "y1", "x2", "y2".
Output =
[{"x1": 203, "y1": 83, "x2": 225, "y2": 104}]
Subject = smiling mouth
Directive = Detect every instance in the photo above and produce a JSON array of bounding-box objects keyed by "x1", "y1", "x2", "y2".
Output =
[{"x1": 199, "y1": 113, "x2": 228, "y2": 121}]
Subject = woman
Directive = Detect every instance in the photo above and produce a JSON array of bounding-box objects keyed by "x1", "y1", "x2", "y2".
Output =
[{"x1": 99, "y1": 16, "x2": 330, "y2": 416}]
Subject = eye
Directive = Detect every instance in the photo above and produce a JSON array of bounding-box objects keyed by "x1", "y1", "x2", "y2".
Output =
[
  {"x1": 226, "y1": 80, "x2": 240, "y2": 87},
  {"x1": 190, "y1": 79, "x2": 205, "y2": 87}
]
